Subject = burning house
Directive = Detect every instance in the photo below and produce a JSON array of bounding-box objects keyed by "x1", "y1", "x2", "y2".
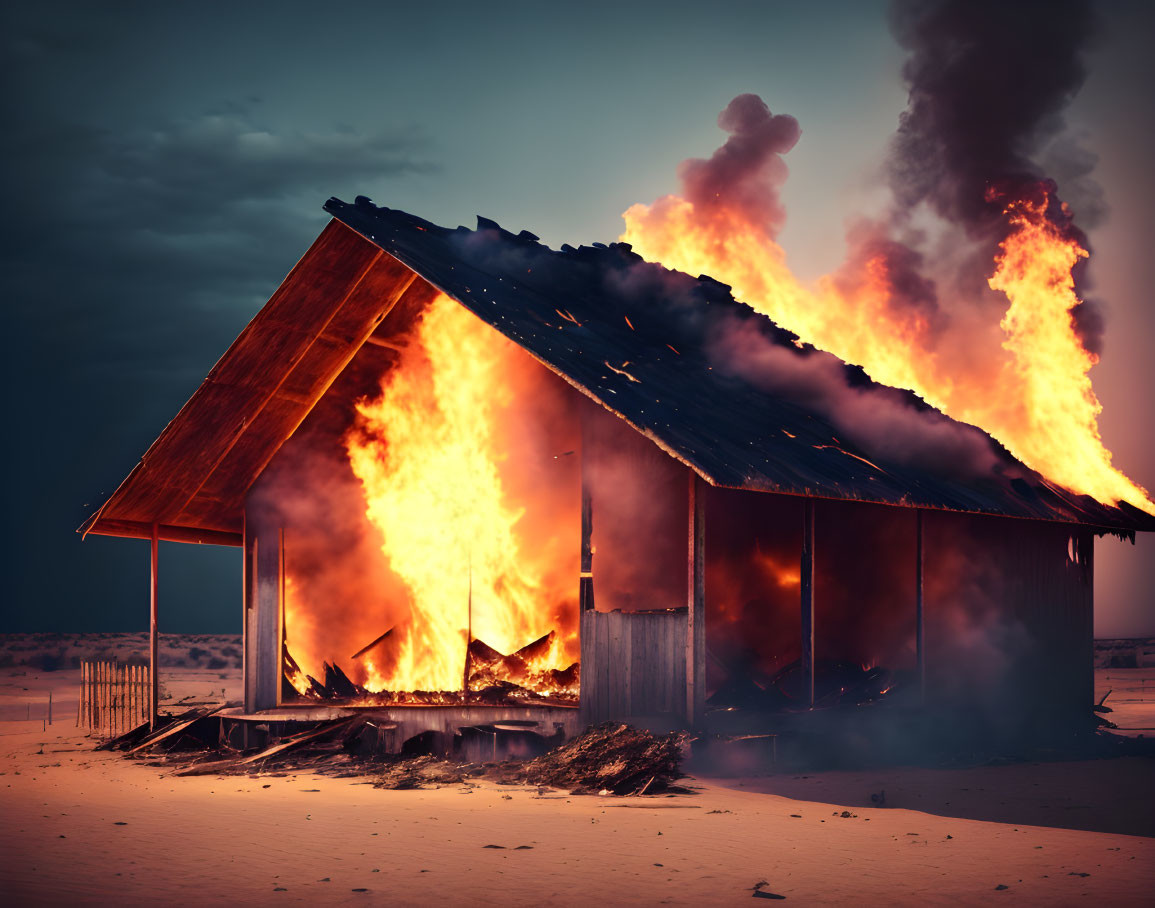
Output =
[{"x1": 80, "y1": 197, "x2": 1154, "y2": 757}]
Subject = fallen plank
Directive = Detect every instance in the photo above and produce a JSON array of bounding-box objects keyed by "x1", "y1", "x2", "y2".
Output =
[
  {"x1": 234, "y1": 718, "x2": 358, "y2": 766},
  {"x1": 96, "y1": 720, "x2": 152, "y2": 751},
  {"x1": 172, "y1": 718, "x2": 359, "y2": 777},
  {"x1": 351, "y1": 627, "x2": 394, "y2": 661},
  {"x1": 126, "y1": 707, "x2": 223, "y2": 755},
  {"x1": 172, "y1": 757, "x2": 250, "y2": 777}
]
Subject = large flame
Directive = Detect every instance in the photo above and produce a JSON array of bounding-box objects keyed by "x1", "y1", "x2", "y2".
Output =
[
  {"x1": 622, "y1": 188, "x2": 1153, "y2": 514},
  {"x1": 336, "y1": 293, "x2": 579, "y2": 694},
  {"x1": 985, "y1": 195, "x2": 1147, "y2": 510}
]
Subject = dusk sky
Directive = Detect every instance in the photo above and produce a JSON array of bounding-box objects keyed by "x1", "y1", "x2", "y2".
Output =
[{"x1": 3, "y1": 0, "x2": 1152, "y2": 636}]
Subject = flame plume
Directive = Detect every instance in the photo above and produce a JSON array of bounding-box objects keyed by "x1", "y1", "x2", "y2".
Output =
[
  {"x1": 622, "y1": 159, "x2": 1152, "y2": 515},
  {"x1": 342, "y1": 294, "x2": 578, "y2": 694},
  {"x1": 985, "y1": 194, "x2": 1148, "y2": 510}
]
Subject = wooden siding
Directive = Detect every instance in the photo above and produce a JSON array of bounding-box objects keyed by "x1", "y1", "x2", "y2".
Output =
[
  {"x1": 924, "y1": 512, "x2": 1094, "y2": 723},
  {"x1": 580, "y1": 608, "x2": 687, "y2": 726}
]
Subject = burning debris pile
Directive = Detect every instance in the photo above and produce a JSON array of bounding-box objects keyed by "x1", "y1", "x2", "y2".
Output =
[
  {"x1": 283, "y1": 629, "x2": 579, "y2": 706},
  {"x1": 465, "y1": 633, "x2": 580, "y2": 700},
  {"x1": 265, "y1": 287, "x2": 582, "y2": 710}
]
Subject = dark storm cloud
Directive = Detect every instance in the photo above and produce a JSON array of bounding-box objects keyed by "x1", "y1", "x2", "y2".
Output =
[
  {"x1": 8, "y1": 111, "x2": 432, "y2": 289},
  {"x1": 0, "y1": 3, "x2": 438, "y2": 633},
  {"x1": 4, "y1": 108, "x2": 435, "y2": 387}
]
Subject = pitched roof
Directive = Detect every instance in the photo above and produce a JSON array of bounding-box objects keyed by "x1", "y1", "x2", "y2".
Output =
[{"x1": 80, "y1": 198, "x2": 1155, "y2": 543}]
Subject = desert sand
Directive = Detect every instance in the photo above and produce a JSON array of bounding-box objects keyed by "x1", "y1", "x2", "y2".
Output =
[{"x1": 1, "y1": 636, "x2": 1152, "y2": 906}]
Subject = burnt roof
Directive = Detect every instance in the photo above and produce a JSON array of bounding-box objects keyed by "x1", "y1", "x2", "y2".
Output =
[
  {"x1": 323, "y1": 196, "x2": 1152, "y2": 534},
  {"x1": 79, "y1": 198, "x2": 1154, "y2": 544}
]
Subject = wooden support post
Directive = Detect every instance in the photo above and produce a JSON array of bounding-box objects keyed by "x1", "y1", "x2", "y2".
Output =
[
  {"x1": 278, "y1": 527, "x2": 286, "y2": 709},
  {"x1": 579, "y1": 415, "x2": 595, "y2": 613},
  {"x1": 800, "y1": 499, "x2": 815, "y2": 710},
  {"x1": 686, "y1": 471, "x2": 706, "y2": 728},
  {"x1": 578, "y1": 413, "x2": 595, "y2": 724},
  {"x1": 149, "y1": 522, "x2": 159, "y2": 730},
  {"x1": 242, "y1": 512, "x2": 249, "y2": 712},
  {"x1": 245, "y1": 506, "x2": 284, "y2": 712},
  {"x1": 915, "y1": 509, "x2": 925, "y2": 705}
]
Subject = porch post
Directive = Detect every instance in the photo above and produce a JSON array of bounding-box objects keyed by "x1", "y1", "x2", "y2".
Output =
[
  {"x1": 149, "y1": 522, "x2": 159, "y2": 730},
  {"x1": 800, "y1": 499, "x2": 815, "y2": 709},
  {"x1": 578, "y1": 414, "x2": 595, "y2": 725},
  {"x1": 579, "y1": 419, "x2": 595, "y2": 612},
  {"x1": 686, "y1": 472, "x2": 706, "y2": 728},
  {"x1": 244, "y1": 506, "x2": 284, "y2": 712},
  {"x1": 915, "y1": 509, "x2": 925, "y2": 704}
]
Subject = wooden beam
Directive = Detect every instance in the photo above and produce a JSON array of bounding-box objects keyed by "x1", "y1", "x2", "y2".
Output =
[
  {"x1": 800, "y1": 498, "x2": 815, "y2": 709},
  {"x1": 363, "y1": 335, "x2": 408, "y2": 352},
  {"x1": 149, "y1": 522, "x2": 159, "y2": 730},
  {"x1": 84, "y1": 518, "x2": 241, "y2": 547},
  {"x1": 686, "y1": 471, "x2": 706, "y2": 728},
  {"x1": 915, "y1": 509, "x2": 925, "y2": 704}
]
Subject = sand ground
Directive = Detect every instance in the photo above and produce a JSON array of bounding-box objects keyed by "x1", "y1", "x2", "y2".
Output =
[{"x1": 1, "y1": 660, "x2": 1152, "y2": 906}]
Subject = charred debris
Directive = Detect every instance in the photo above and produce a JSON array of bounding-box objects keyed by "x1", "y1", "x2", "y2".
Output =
[
  {"x1": 94, "y1": 696, "x2": 1146, "y2": 788},
  {"x1": 98, "y1": 712, "x2": 689, "y2": 796},
  {"x1": 283, "y1": 630, "x2": 580, "y2": 707}
]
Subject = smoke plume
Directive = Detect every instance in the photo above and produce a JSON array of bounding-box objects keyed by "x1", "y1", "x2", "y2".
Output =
[
  {"x1": 679, "y1": 93, "x2": 801, "y2": 237},
  {"x1": 887, "y1": 0, "x2": 1104, "y2": 350},
  {"x1": 889, "y1": 0, "x2": 1097, "y2": 234}
]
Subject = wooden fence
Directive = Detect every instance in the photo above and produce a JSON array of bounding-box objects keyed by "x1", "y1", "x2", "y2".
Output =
[{"x1": 78, "y1": 661, "x2": 151, "y2": 737}]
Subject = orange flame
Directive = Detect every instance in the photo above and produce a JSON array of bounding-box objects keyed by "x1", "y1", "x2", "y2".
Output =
[
  {"x1": 622, "y1": 186, "x2": 1153, "y2": 514},
  {"x1": 331, "y1": 293, "x2": 579, "y2": 695}
]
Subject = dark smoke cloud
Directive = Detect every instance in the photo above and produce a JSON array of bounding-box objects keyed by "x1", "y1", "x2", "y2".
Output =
[
  {"x1": 877, "y1": 0, "x2": 1105, "y2": 353},
  {"x1": 888, "y1": 0, "x2": 1098, "y2": 233},
  {"x1": 678, "y1": 93, "x2": 801, "y2": 237},
  {"x1": 707, "y1": 314, "x2": 1006, "y2": 479},
  {"x1": 835, "y1": 218, "x2": 943, "y2": 341}
]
